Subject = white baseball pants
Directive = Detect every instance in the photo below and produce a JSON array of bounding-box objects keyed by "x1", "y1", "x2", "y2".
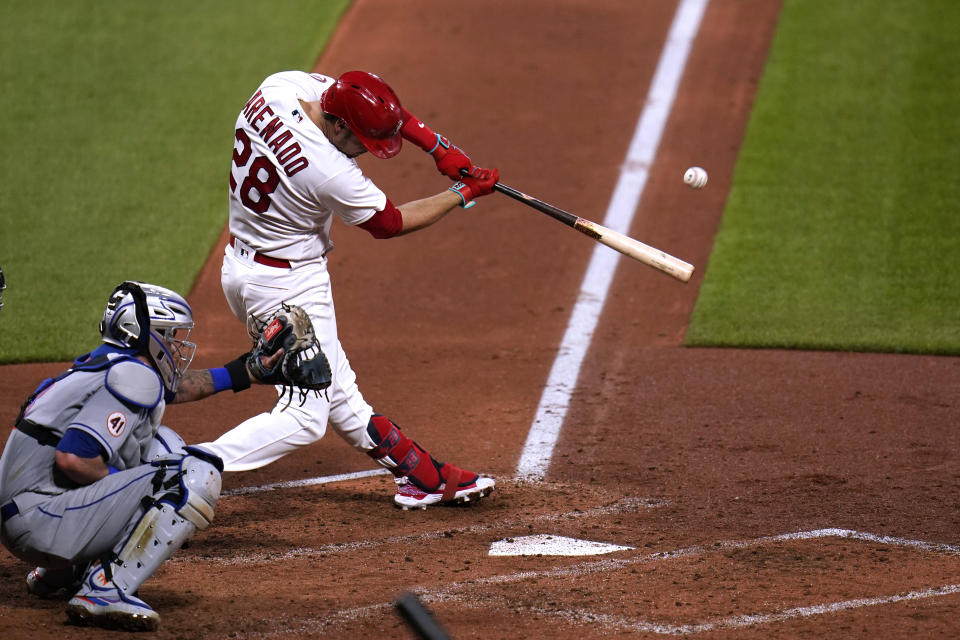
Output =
[{"x1": 202, "y1": 246, "x2": 375, "y2": 471}]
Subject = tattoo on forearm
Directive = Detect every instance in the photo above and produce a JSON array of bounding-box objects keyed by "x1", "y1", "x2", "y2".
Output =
[{"x1": 172, "y1": 370, "x2": 215, "y2": 403}]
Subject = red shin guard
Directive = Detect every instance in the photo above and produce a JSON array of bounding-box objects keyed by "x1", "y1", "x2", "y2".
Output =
[{"x1": 366, "y1": 415, "x2": 442, "y2": 491}]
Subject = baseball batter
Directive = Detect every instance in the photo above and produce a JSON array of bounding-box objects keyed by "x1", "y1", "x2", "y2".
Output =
[
  {"x1": 202, "y1": 70, "x2": 498, "y2": 509},
  {"x1": 0, "y1": 281, "x2": 280, "y2": 631}
]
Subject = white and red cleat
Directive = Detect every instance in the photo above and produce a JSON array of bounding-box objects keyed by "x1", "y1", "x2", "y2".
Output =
[{"x1": 393, "y1": 464, "x2": 495, "y2": 510}]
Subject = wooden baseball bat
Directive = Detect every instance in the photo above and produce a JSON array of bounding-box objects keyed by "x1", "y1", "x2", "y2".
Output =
[
  {"x1": 395, "y1": 592, "x2": 451, "y2": 640},
  {"x1": 493, "y1": 181, "x2": 694, "y2": 283}
]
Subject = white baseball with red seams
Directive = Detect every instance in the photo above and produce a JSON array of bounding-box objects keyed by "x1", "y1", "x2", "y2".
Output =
[{"x1": 683, "y1": 166, "x2": 708, "y2": 189}]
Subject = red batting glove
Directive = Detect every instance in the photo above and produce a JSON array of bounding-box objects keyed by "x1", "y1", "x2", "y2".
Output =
[
  {"x1": 430, "y1": 136, "x2": 472, "y2": 180},
  {"x1": 448, "y1": 166, "x2": 499, "y2": 209},
  {"x1": 399, "y1": 110, "x2": 473, "y2": 180}
]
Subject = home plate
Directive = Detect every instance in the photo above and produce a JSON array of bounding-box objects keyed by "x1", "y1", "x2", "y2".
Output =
[{"x1": 489, "y1": 535, "x2": 634, "y2": 557}]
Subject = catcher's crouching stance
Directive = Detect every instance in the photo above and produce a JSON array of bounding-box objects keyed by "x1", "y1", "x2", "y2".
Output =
[
  {"x1": 242, "y1": 304, "x2": 494, "y2": 510},
  {"x1": 0, "y1": 281, "x2": 286, "y2": 632}
]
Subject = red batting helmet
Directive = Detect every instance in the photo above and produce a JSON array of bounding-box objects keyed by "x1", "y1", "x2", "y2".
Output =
[{"x1": 320, "y1": 71, "x2": 404, "y2": 159}]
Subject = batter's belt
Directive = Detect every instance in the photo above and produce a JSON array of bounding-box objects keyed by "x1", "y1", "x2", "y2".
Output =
[{"x1": 229, "y1": 236, "x2": 292, "y2": 269}]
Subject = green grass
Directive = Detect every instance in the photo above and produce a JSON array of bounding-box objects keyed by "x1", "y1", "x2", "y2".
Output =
[
  {"x1": 0, "y1": 0, "x2": 348, "y2": 362},
  {"x1": 4, "y1": 2, "x2": 958, "y2": 361},
  {"x1": 686, "y1": 0, "x2": 960, "y2": 355}
]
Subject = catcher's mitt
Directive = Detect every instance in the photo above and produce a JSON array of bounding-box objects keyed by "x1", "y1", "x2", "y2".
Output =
[{"x1": 248, "y1": 303, "x2": 332, "y2": 407}]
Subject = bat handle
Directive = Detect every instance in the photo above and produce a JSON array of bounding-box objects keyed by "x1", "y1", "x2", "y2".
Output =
[{"x1": 458, "y1": 169, "x2": 516, "y2": 202}]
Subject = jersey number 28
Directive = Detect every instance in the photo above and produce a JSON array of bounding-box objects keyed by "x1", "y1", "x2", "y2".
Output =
[{"x1": 230, "y1": 129, "x2": 279, "y2": 214}]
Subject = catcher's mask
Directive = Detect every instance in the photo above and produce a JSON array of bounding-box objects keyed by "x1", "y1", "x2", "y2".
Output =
[
  {"x1": 320, "y1": 70, "x2": 404, "y2": 159},
  {"x1": 100, "y1": 281, "x2": 196, "y2": 394}
]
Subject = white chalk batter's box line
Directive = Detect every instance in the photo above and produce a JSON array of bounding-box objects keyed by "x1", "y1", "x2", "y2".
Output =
[
  {"x1": 222, "y1": 467, "x2": 392, "y2": 496},
  {"x1": 215, "y1": 528, "x2": 960, "y2": 639},
  {"x1": 177, "y1": 495, "x2": 666, "y2": 565}
]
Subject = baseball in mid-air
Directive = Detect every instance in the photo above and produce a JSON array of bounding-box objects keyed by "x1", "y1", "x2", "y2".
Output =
[{"x1": 683, "y1": 166, "x2": 708, "y2": 189}]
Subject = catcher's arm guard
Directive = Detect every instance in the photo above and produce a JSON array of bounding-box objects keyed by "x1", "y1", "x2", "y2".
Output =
[{"x1": 248, "y1": 303, "x2": 332, "y2": 407}]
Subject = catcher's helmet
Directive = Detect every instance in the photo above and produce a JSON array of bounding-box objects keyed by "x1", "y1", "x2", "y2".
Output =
[
  {"x1": 320, "y1": 70, "x2": 404, "y2": 159},
  {"x1": 100, "y1": 281, "x2": 196, "y2": 394}
]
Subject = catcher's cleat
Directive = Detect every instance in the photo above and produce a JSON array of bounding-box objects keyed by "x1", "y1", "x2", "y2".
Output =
[
  {"x1": 26, "y1": 566, "x2": 84, "y2": 600},
  {"x1": 393, "y1": 464, "x2": 495, "y2": 511},
  {"x1": 65, "y1": 564, "x2": 159, "y2": 632}
]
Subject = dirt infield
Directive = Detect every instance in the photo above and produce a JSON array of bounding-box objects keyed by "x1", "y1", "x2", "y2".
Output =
[{"x1": 3, "y1": 1, "x2": 960, "y2": 638}]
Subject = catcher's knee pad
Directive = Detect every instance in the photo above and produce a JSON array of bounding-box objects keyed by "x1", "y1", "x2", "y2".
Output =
[
  {"x1": 176, "y1": 449, "x2": 223, "y2": 529},
  {"x1": 141, "y1": 425, "x2": 186, "y2": 463},
  {"x1": 150, "y1": 446, "x2": 223, "y2": 529},
  {"x1": 366, "y1": 415, "x2": 442, "y2": 491}
]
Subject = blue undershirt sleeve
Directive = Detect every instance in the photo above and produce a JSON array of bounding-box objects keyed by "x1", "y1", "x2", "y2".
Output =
[{"x1": 56, "y1": 428, "x2": 107, "y2": 459}]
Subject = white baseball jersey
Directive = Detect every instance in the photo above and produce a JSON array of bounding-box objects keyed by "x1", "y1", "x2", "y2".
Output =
[
  {"x1": 208, "y1": 70, "x2": 494, "y2": 506},
  {"x1": 228, "y1": 71, "x2": 387, "y2": 261},
  {"x1": 208, "y1": 71, "x2": 383, "y2": 471}
]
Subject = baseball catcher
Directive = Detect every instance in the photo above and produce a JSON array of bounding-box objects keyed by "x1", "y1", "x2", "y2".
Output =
[
  {"x1": 0, "y1": 281, "x2": 284, "y2": 631},
  {"x1": 246, "y1": 303, "x2": 332, "y2": 408}
]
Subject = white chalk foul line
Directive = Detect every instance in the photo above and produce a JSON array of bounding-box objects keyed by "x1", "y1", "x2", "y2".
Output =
[
  {"x1": 515, "y1": 0, "x2": 710, "y2": 481},
  {"x1": 214, "y1": 528, "x2": 960, "y2": 638}
]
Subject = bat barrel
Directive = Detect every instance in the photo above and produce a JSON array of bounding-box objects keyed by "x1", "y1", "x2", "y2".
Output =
[{"x1": 493, "y1": 180, "x2": 694, "y2": 282}]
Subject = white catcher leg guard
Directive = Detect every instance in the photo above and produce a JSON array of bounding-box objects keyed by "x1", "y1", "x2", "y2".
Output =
[
  {"x1": 66, "y1": 451, "x2": 222, "y2": 631},
  {"x1": 141, "y1": 424, "x2": 187, "y2": 463},
  {"x1": 113, "y1": 452, "x2": 222, "y2": 587}
]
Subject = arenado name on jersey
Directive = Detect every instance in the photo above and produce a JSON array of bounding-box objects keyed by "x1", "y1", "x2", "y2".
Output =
[{"x1": 236, "y1": 89, "x2": 309, "y2": 178}]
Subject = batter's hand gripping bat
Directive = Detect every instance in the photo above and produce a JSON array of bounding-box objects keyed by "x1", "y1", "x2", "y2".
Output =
[{"x1": 493, "y1": 181, "x2": 695, "y2": 283}]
